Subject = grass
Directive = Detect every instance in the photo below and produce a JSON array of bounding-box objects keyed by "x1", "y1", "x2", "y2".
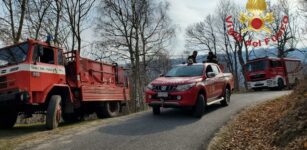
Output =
[{"x1": 207, "y1": 79, "x2": 307, "y2": 150}]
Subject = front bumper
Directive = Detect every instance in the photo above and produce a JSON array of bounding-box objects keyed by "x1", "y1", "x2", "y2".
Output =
[
  {"x1": 145, "y1": 87, "x2": 198, "y2": 108},
  {"x1": 247, "y1": 79, "x2": 278, "y2": 89},
  {"x1": 0, "y1": 89, "x2": 29, "y2": 105}
]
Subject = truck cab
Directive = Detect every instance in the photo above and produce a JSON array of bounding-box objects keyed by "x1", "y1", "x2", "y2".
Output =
[
  {"x1": 0, "y1": 39, "x2": 66, "y2": 105},
  {"x1": 0, "y1": 39, "x2": 67, "y2": 128}
]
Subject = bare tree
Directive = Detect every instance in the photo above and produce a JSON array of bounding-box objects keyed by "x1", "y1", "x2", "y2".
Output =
[
  {"x1": 95, "y1": 0, "x2": 174, "y2": 110},
  {"x1": 0, "y1": 0, "x2": 28, "y2": 44},
  {"x1": 25, "y1": 0, "x2": 52, "y2": 40},
  {"x1": 269, "y1": 0, "x2": 300, "y2": 58},
  {"x1": 185, "y1": 14, "x2": 218, "y2": 54},
  {"x1": 63, "y1": 0, "x2": 95, "y2": 51},
  {"x1": 185, "y1": 0, "x2": 244, "y2": 91}
]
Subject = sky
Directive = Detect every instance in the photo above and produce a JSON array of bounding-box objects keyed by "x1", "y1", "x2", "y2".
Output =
[
  {"x1": 0, "y1": 0, "x2": 303, "y2": 59},
  {"x1": 163, "y1": 0, "x2": 302, "y2": 57}
]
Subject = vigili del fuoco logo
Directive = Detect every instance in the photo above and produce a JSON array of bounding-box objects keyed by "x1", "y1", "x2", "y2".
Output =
[{"x1": 226, "y1": 0, "x2": 289, "y2": 47}]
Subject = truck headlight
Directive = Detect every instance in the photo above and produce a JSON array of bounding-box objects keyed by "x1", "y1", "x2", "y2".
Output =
[
  {"x1": 20, "y1": 92, "x2": 30, "y2": 101},
  {"x1": 176, "y1": 83, "x2": 196, "y2": 91},
  {"x1": 146, "y1": 84, "x2": 153, "y2": 90}
]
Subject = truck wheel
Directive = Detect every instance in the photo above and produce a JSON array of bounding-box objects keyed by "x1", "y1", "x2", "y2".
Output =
[
  {"x1": 293, "y1": 78, "x2": 299, "y2": 88},
  {"x1": 277, "y1": 78, "x2": 284, "y2": 90},
  {"x1": 62, "y1": 113, "x2": 79, "y2": 122},
  {"x1": 0, "y1": 111, "x2": 18, "y2": 129},
  {"x1": 95, "y1": 102, "x2": 105, "y2": 119},
  {"x1": 192, "y1": 94, "x2": 205, "y2": 118},
  {"x1": 221, "y1": 88, "x2": 230, "y2": 106},
  {"x1": 46, "y1": 95, "x2": 62, "y2": 129},
  {"x1": 253, "y1": 88, "x2": 262, "y2": 91},
  {"x1": 152, "y1": 106, "x2": 161, "y2": 115},
  {"x1": 102, "y1": 101, "x2": 120, "y2": 118}
]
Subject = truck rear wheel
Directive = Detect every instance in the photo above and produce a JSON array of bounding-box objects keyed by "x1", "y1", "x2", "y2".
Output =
[
  {"x1": 0, "y1": 110, "x2": 18, "y2": 129},
  {"x1": 95, "y1": 102, "x2": 105, "y2": 119},
  {"x1": 152, "y1": 106, "x2": 161, "y2": 115},
  {"x1": 102, "y1": 101, "x2": 120, "y2": 118},
  {"x1": 221, "y1": 88, "x2": 230, "y2": 106},
  {"x1": 253, "y1": 88, "x2": 262, "y2": 91},
  {"x1": 62, "y1": 113, "x2": 80, "y2": 122},
  {"x1": 192, "y1": 94, "x2": 205, "y2": 118},
  {"x1": 293, "y1": 78, "x2": 299, "y2": 88},
  {"x1": 46, "y1": 95, "x2": 62, "y2": 129},
  {"x1": 277, "y1": 78, "x2": 284, "y2": 90}
]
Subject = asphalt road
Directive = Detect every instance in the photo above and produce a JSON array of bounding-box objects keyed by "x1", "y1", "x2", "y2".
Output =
[{"x1": 30, "y1": 91, "x2": 291, "y2": 150}]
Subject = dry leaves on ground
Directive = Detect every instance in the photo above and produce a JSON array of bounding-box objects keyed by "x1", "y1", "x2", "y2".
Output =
[{"x1": 208, "y1": 80, "x2": 307, "y2": 150}]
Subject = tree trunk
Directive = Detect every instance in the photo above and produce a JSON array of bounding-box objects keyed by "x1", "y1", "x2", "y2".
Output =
[
  {"x1": 234, "y1": 47, "x2": 240, "y2": 91},
  {"x1": 237, "y1": 45, "x2": 247, "y2": 90},
  {"x1": 15, "y1": 0, "x2": 27, "y2": 43}
]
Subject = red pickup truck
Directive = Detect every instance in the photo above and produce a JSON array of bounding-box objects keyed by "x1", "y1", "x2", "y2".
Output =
[{"x1": 145, "y1": 63, "x2": 234, "y2": 117}]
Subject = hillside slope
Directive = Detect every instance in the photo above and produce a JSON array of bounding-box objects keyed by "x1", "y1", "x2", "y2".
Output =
[{"x1": 208, "y1": 79, "x2": 307, "y2": 150}]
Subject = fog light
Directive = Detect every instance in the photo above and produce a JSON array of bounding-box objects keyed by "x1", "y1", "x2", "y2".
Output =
[
  {"x1": 177, "y1": 96, "x2": 181, "y2": 100},
  {"x1": 20, "y1": 94, "x2": 24, "y2": 101},
  {"x1": 20, "y1": 92, "x2": 30, "y2": 101}
]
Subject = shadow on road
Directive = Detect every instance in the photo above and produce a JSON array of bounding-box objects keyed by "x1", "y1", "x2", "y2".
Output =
[
  {"x1": 0, "y1": 124, "x2": 46, "y2": 138},
  {"x1": 100, "y1": 104, "x2": 223, "y2": 136},
  {"x1": 0, "y1": 103, "x2": 225, "y2": 138},
  {"x1": 0, "y1": 121, "x2": 86, "y2": 139}
]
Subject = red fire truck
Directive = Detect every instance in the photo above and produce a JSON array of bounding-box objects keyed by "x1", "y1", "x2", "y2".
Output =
[
  {"x1": 244, "y1": 57, "x2": 304, "y2": 91},
  {"x1": 0, "y1": 39, "x2": 130, "y2": 129}
]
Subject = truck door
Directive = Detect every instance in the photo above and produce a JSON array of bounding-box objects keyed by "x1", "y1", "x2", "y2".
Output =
[
  {"x1": 211, "y1": 65, "x2": 223, "y2": 97},
  {"x1": 30, "y1": 45, "x2": 65, "y2": 96},
  {"x1": 205, "y1": 65, "x2": 217, "y2": 101}
]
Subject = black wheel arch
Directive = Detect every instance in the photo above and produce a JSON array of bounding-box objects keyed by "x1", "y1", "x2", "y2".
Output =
[
  {"x1": 45, "y1": 86, "x2": 73, "y2": 110},
  {"x1": 197, "y1": 88, "x2": 207, "y2": 104}
]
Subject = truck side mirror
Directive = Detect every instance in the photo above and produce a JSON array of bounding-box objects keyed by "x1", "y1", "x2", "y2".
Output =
[{"x1": 207, "y1": 72, "x2": 216, "y2": 78}]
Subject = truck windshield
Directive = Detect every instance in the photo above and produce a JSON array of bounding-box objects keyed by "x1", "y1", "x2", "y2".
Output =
[
  {"x1": 246, "y1": 61, "x2": 268, "y2": 72},
  {"x1": 165, "y1": 65, "x2": 204, "y2": 77},
  {"x1": 0, "y1": 43, "x2": 29, "y2": 67}
]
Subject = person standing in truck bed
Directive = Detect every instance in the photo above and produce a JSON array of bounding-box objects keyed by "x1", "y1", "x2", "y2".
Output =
[
  {"x1": 187, "y1": 51, "x2": 198, "y2": 63},
  {"x1": 207, "y1": 51, "x2": 218, "y2": 63}
]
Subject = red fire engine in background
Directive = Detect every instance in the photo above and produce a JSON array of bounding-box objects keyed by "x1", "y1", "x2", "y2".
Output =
[
  {"x1": 0, "y1": 39, "x2": 130, "y2": 129},
  {"x1": 244, "y1": 57, "x2": 304, "y2": 91}
]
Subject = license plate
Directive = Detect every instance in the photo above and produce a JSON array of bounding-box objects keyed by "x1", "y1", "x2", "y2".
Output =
[{"x1": 157, "y1": 92, "x2": 168, "y2": 97}]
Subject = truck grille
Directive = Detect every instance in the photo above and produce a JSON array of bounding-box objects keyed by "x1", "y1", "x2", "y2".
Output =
[
  {"x1": 152, "y1": 94, "x2": 178, "y2": 100},
  {"x1": 153, "y1": 85, "x2": 177, "y2": 92},
  {"x1": 0, "y1": 76, "x2": 7, "y2": 89},
  {"x1": 250, "y1": 74, "x2": 266, "y2": 81}
]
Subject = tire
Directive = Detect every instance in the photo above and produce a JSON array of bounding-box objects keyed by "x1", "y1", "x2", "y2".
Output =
[
  {"x1": 62, "y1": 113, "x2": 79, "y2": 122},
  {"x1": 253, "y1": 88, "x2": 262, "y2": 91},
  {"x1": 0, "y1": 110, "x2": 18, "y2": 129},
  {"x1": 293, "y1": 78, "x2": 299, "y2": 88},
  {"x1": 277, "y1": 78, "x2": 284, "y2": 90},
  {"x1": 95, "y1": 102, "x2": 105, "y2": 119},
  {"x1": 192, "y1": 94, "x2": 205, "y2": 118},
  {"x1": 221, "y1": 88, "x2": 230, "y2": 106},
  {"x1": 102, "y1": 101, "x2": 120, "y2": 118},
  {"x1": 152, "y1": 106, "x2": 161, "y2": 115},
  {"x1": 46, "y1": 95, "x2": 62, "y2": 130}
]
